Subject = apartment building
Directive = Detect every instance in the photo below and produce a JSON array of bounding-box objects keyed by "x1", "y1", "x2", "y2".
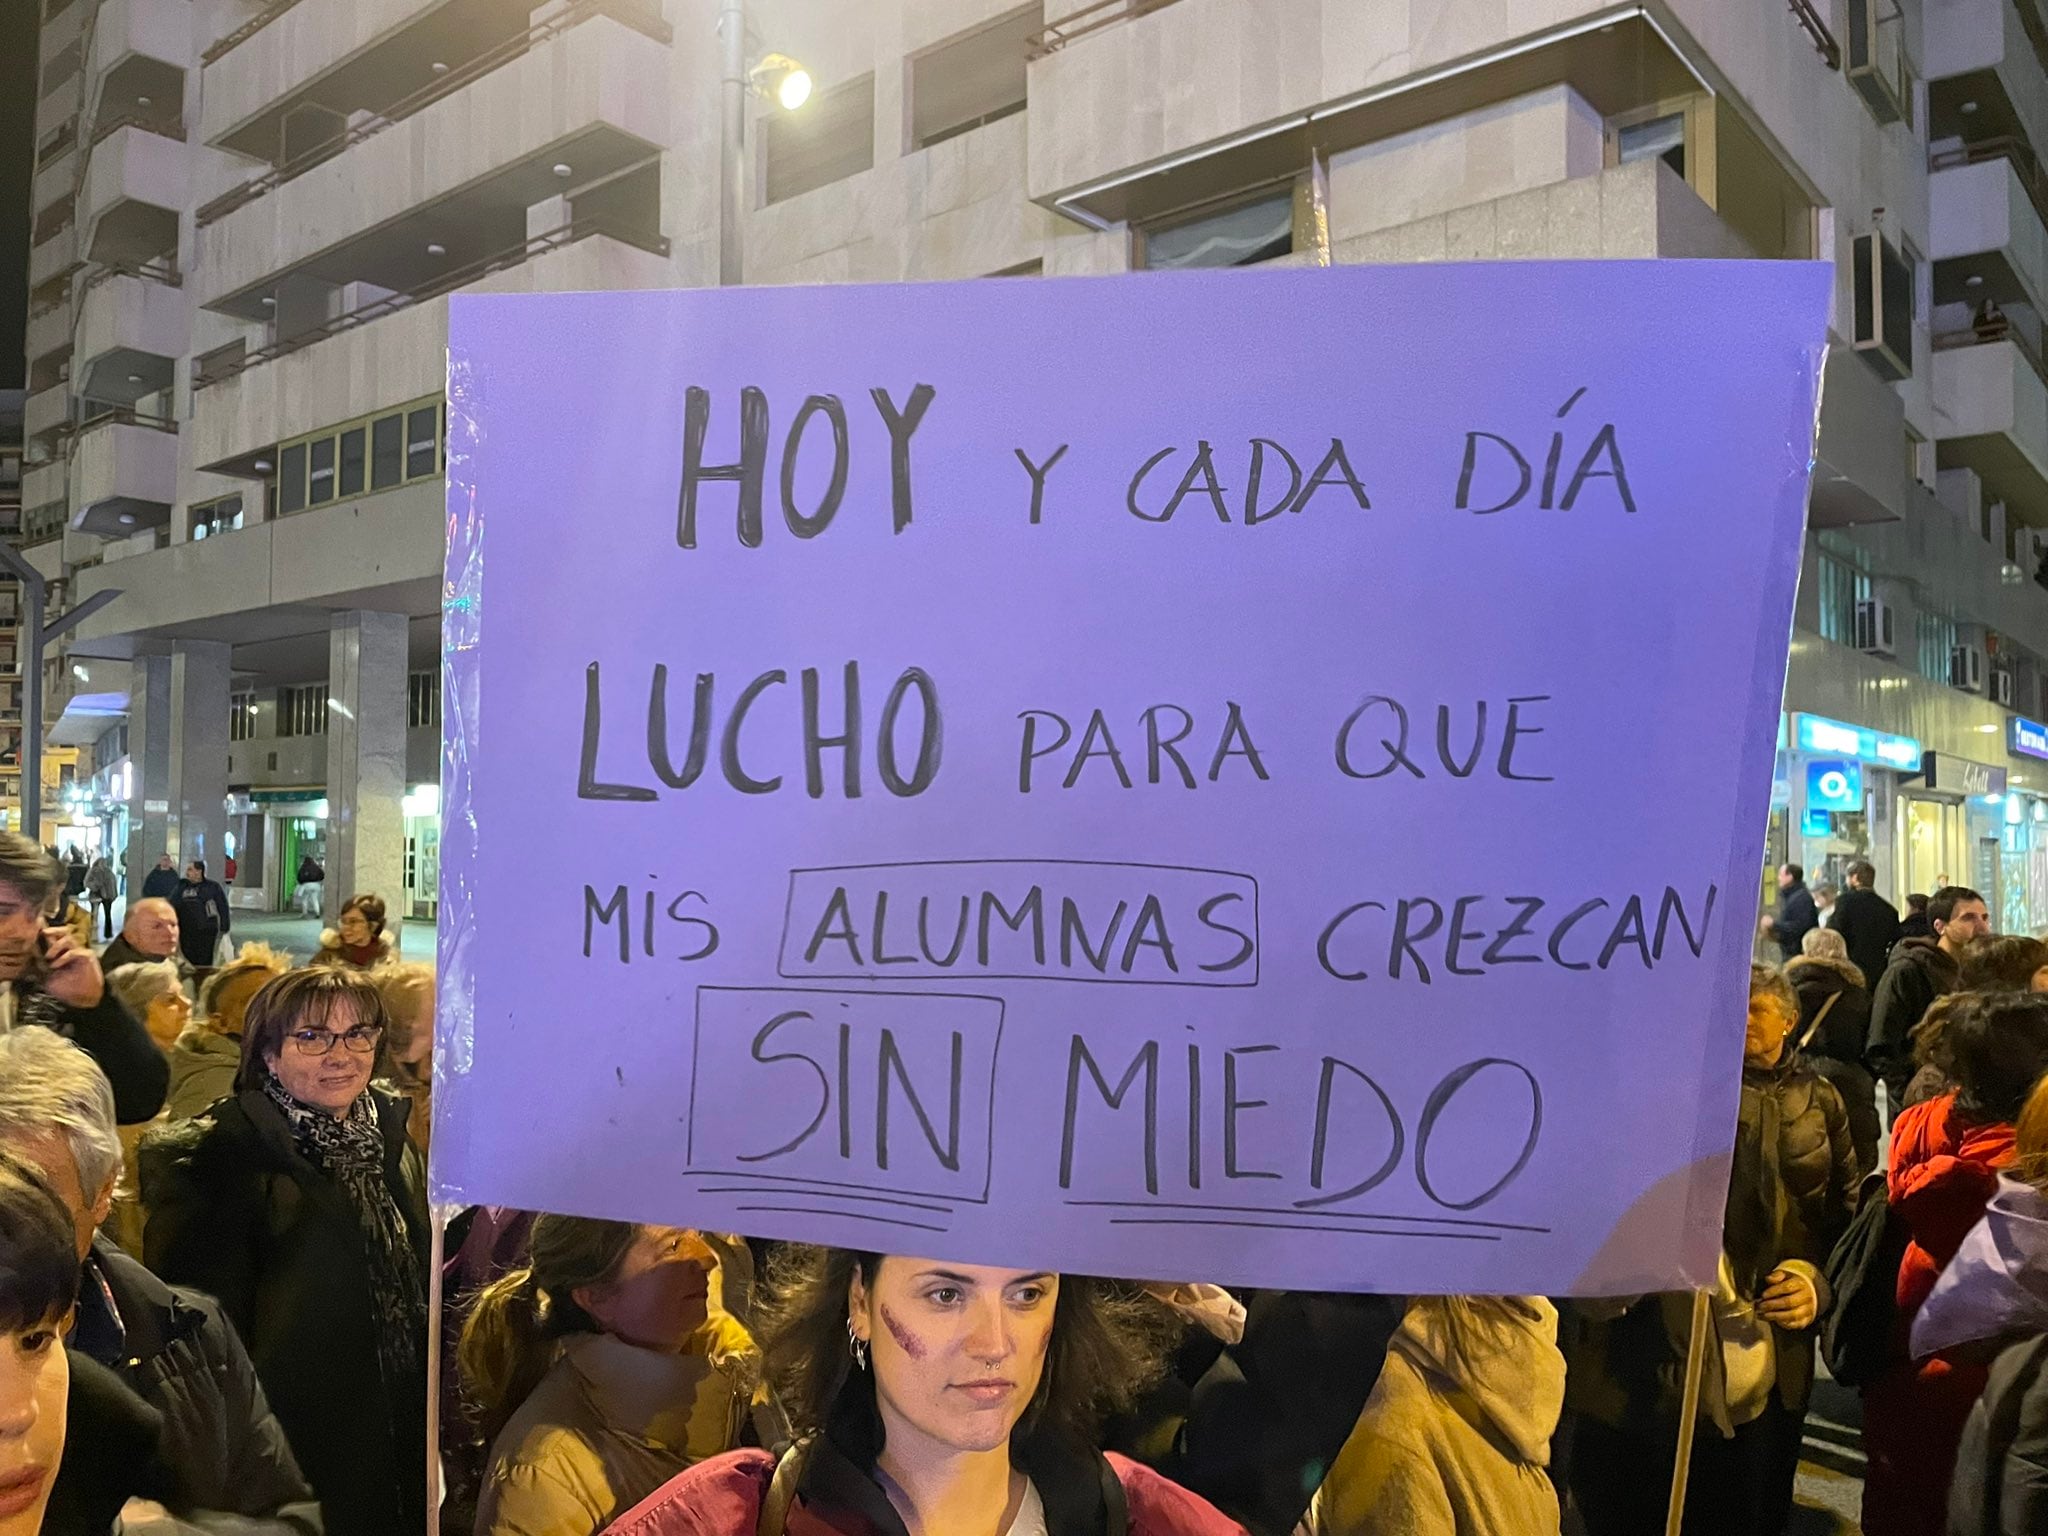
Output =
[{"x1": 14, "y1": 0, "x2": 2048, "y2": 928}]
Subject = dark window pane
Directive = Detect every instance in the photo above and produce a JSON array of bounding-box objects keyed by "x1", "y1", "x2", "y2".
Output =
[
  {"x1": 1617, "y1": 113, "x2": 1685, "y2": 179},
  {"x1": 339, "y1": 427, "x2": 366, "y2": 496},
  {"x1": 308, "y1": 436, "x2": 335, "y2": 505},
  {"x1": 406, "y1": 407, "x2": 438, "y2": 479},
  {"x1": 371, "y1": 414, "x2": 403, "y2": 489},
  {"x1": 279, "y1": 442, "x2": 307, "y2": 514},
  {"x1": 1145, "y1": 192, "x2": 1293, "y2": 271}
]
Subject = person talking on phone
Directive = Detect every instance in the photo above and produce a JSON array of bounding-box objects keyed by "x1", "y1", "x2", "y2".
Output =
[{"x1": 0, "y1": 835, "x2": 166, "y2": 1125}]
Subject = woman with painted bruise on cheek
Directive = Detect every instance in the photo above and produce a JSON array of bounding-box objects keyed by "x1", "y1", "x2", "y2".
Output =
[{"x1": 605, "y1": 1248, "x2": 1247, "y2": 1536}]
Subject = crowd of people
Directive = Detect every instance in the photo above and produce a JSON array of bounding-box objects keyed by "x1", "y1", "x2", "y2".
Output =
[{"x1": 4, "y1": 834, "x2": 2048, "y2": 1535}]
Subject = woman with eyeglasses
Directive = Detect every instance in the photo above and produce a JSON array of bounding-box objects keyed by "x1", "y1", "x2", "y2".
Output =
[{"x1": 140, "y1": 966, "x2": 429, "y2": 1536}]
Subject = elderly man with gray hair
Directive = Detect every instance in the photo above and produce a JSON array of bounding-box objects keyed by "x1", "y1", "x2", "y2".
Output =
[{"x1": 0, "y1": 1027, "x2": 322, "y2": 1532}]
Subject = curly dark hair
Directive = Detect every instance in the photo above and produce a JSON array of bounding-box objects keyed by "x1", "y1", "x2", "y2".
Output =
[
  {"x1": 756, "y1": 1246, "x2": 1177, "y2": 1464},
  {"x1": 1928, "y1": 992, "x2": 2048, "y2": 1125},
  {"x1": 1958, "y1": 934, "x2": 2048, "y2": 993}
]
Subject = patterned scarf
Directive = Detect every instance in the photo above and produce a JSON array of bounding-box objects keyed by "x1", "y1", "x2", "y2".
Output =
[{"x1": 260, "y1": 1071, "x2": 426, "y2": 1401}]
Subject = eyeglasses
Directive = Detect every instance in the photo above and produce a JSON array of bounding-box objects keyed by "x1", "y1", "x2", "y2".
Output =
[{"x1": 286, "y1": 1024, "x2": 383, "y2": 1057}]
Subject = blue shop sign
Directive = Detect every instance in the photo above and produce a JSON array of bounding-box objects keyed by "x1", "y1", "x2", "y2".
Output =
[
  {"x1": 1791, "y1": 713, "x2": 1922, "y2": 770},
  {"x1": 1806, "y1": 759, "x2": 1864, "y2": 812},
  {"x1": 1802, "y1": 808, "x2": 1834, "y2": 838},
  {"x1": 2012, "y1": 717, "x2": 2048, "y2": 762}
]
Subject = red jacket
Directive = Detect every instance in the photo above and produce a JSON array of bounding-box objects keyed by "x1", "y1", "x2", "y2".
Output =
[
  {"x1": 1862, "y1": 1092, "x2": 2017, "y2": 1536},
  {"x1": 608, "y1": 1447, "x2": 1246, "y2": 1536}
]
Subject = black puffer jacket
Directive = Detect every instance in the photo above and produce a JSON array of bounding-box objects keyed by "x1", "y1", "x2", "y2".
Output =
[
  {"x1": 1787, "y1": 955, "x2": 1882, "y2": 1176},
  {"x1": 141, "y1": 1087, "x2": 427, "y2": 1536},
  {"x1": 1949, "y1": 1331, "x2": 2048, "y2": 1535},
  {"x1": 1870, "y1": 937, "x2": 1960, "y2": 1104},
  {"x1": 77, "y1": 1234, "x2": 321, "y2": 1531}
]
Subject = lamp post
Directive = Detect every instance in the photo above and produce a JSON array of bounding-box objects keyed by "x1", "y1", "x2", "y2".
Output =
[{"x1": 717, "y1": 1, "x2": 810, "y2": 286}]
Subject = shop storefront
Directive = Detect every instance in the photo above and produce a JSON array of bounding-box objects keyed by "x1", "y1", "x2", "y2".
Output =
[
  {"x1": 1901, "y1": 750, "x2": 2009, "y2": 922},
  {"x1": 403, "y1": 783, "x2": 439, "y2": 921},
  {"x1": 2003, "y1": 718, "x2": 2048, "y2": 933},
  {"x1": 1779, "y1": 713, "x2": 1921, "y2": 903}
]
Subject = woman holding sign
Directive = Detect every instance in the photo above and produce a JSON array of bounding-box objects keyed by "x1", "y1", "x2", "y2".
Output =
[{"x1": 606, "y1": 1247, "x2": 1245, "y2": 1536}]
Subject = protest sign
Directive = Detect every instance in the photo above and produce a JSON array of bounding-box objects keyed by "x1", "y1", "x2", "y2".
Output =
[{"x1": 437, "y1": 261, "x2": 1827, "y2": 1295}]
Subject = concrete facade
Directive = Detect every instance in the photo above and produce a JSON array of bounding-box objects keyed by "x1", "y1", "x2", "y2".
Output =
[{"x1": 13, "y1": 0, "x2": 2048, "y2": 925}]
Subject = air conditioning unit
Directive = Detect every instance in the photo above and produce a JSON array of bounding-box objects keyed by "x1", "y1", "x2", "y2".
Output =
[
  {"x1": 1953, "y1": 643, "x2": 1988, "y2": 694},
  {"x1": 1854, "y1": 230, "x2": 1914, "y2": 381},
  {"x1": 1847, "y1": 0, "x2": 1911, "y2": 126},
  {"x1": 1856, "y1": 596, "x2": 1897, "y2": 657},
  {"x1": 1994, "y1": 669, "x2": 2016, "y2": 707}
]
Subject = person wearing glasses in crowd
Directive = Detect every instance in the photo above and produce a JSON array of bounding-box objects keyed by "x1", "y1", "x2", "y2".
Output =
[{"x1": 141, "y1": 967, "x2": 429, "y2": 1536}]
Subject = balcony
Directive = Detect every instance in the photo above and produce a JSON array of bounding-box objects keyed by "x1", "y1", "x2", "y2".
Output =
[
  {"x1": 1927, "y1": 0, "x2": 2048, "y2": 167},
  {"x1": 1029, "y1": 7, "x2": 1705, "y2": 224},
  {"x1": 85, "y1": 0, "x2": 192, "y2": 132},
  {"x1": 25, "y1": 294, "x2": 72, "y2": 370},
  {"x1": 37, "y1": 76, "x2": 81, "y2": 141},
  {"x1": 28, "y1": 222, "x2": 78, "y2": 289},
  {"x1": 24, "y1": 387, "x2": 70, "y2": 452},
  {"x1": 196, "y1": 5, "x2": 670, "y2": 315},
  {"x1": 39, "y1": 0, "x2": 83, "y2": 62},
  {"x1": 1933, "y1": 327, "x2": 2048, "y2": 525},
  {"x1": 202, "y1": 0, "x2": 529, "y2": 155},
  {"x1": 81, "y1": 119, "x2": 187, "y2": 265},
  {"x1": 192, "y1": 219, "x2": 668, "y2": 467},
  {"x1": 22, "y1": 462, "x2": 68, "y2": 522},
  {"x1": 75, "y1": 265, "x2": 188, "y2": 403},
  {"x1": 67, "y1": 410, "x2": 177, "y2": 539},
  {"x1": 1932, "y1": 140, "x2": 2048, "y2": 314},
  {"x1": 32, "y1": 143, "x2": 77, "y2": 217},
  {"x1": 66, "y1": 477, "x2": 446, "y2": 648}
]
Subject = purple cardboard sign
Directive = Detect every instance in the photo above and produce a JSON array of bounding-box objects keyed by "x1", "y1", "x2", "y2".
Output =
[{"x1": 438, "y1": 262, "x2": 1826, "y2": 1295}]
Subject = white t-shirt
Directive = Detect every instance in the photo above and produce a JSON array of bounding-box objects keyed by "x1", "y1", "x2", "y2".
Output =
[{"x1": 1004, "y1": 1481, "x2": 1049, "y2": 1536}]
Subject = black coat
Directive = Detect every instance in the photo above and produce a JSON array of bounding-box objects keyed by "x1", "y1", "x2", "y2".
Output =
[
  {"x1": 1104, "y1": 1290, "x2": 1405, "y2": 1536},
  {"x1": 1949, "y1": 1331, "x2": 2048, "y2": 1535},
  {"x1": 1830, "y1": 886, "x2": 1902, "y2": 991},
  {"x1": 141, "y1": 1087, "x2": 429, "y2": 1536},
  {"x1": 171, "y1": 878, "x2": 232, "y2": 968},
  {"x1": 74, "y1": 1235, "x2": 321, "y2": 1531},
  {"x1": 45, "y1": 1350, "x2": 171, "y2": 1536},
  {"x1": 1772, "y1": 882, "x2": 1819, "y2": 960},
  {"x1": 141, "y1": 867, "x2": 181, "y2": 901},
  {"x1": 17, "y1": 983, "x2": 167, "y2": 1124},
  {"x1": 1869, "y1": 937, "x2": 1960, "y2": 1103},
  {"x1": 1787, "y1": 956, "x2": 1882, "y2": 1175}
]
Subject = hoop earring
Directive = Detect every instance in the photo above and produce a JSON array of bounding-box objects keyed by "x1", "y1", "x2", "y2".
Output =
[{"x1": 847, "y1": 1317, "x2": 869, "y2": 1371}]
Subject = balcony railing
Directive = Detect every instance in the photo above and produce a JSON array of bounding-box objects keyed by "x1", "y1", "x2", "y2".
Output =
[
  {"x1": 77, "y1": 255, "x2": 181, "y2": 296},
  {"x1": 200, "y1": 0, "x2": 310, "y2": 65},
  {"x1": 195, "y1": 216, "x2": 669, "y2": 390},
  {"x1": 1935, "y1": 320, "x2": 2048, "y2": 396},
  {"x1": 1029, "y1": 0, "x2": 1182, "y2": 57},
  {"x1": 195, "y1": 0, "x2": 672, "y2": 228},
  {"x1": 35, "y1": 118, "x2": 77, "y2": 167},
  {"x1": 55, "y1": 404, "x2": 179, "y2": 457},
  {"x1": 1787, "y1": 0, "x2": 1842, "y2": 69},
  {"x1": 89, "y1": 108, "x2": 189, "y2": 149},
  {"x1": 1932, "y1": 136, "x2": 2048, "y2": 251}
]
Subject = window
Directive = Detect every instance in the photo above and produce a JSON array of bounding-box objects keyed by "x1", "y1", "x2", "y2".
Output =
[
  {"x1": 278, "y1": 441, "x2": 306, "y2": 514},
  {"x1": 230, "y1": 691, "x2": 258, "y2": 742},
  {"x1": 1140, "y1": 189, "x2": 1295, "y2": 271},
  {"x1": 1615, "y1": 112, "x2": 1685, "y2": 179},
  {"x1": 1917, "y1": 612, "x2": 1958, "y2": 685},
  {"x1": 188, "y1": 494, "x2": 244, "y2": 541},
  {"x1": 371, "y1": 413, "x2": 403, "y2": 489},
  {"x1": 909, "y1": 6, "x2": 1038, "y2": 150},
  {"x1": 277, "y1": 683, "x2": 328, "y2": 738},
  {"x1": 765, "y1": 73, "x2": 875, "y2": 204},
  {"x1": 307, "y1": 436, "x2": 335, "y2": 505},
  {"x1": 339, "y1": 426, "x2": 365, "y2": 497},
  {"x1": 1817, "y1": 554, "x2": 1871, "y2": 645},
  {"x1": 405, "y1": 405, "x2": 439, "y2": 482},
  {"x1": 408, "y1": 670, "x2": 440, "y2": 729}
]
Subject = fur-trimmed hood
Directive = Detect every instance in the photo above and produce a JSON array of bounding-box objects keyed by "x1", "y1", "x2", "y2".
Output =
[
  {"x1": 1787, "y1": 952, "x2": 1867, "y2": 992},
  {"x1": 311, "y1": 927, "x2": 398, "y2": 969}
]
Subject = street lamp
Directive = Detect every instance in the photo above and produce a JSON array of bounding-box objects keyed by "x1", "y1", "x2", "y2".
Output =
[{"x1": 718, "y1": 1, "x2": 811, "y2": 286}]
